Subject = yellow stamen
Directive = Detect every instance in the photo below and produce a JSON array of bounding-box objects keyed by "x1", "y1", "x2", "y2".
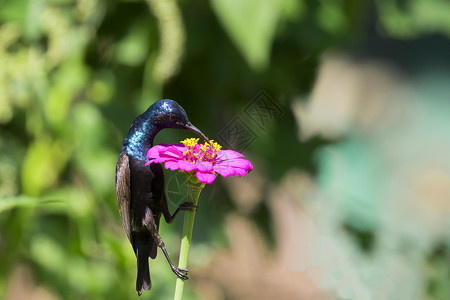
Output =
[
  {"x1": 180, "y1": 138, "x2": 222, "y2": 163},
  {"x1": 208, "y1": 140, "x2": 222, "y2": 152},
  {"x1": 181, "y1": 138, "x2": 199, "y2": 148}
]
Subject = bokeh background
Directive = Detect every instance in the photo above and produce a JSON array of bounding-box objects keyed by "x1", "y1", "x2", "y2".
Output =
[{"x1": 1, "y1": 0, "x2": 450, "y2": 299}]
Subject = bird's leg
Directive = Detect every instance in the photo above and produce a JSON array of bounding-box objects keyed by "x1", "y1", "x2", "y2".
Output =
[
  {"x1": 143, "y1": 208, "x2": 189, "y2": 280},
  {"x1": 161, "y1": 193, "x2": 198, "y2": 224}
]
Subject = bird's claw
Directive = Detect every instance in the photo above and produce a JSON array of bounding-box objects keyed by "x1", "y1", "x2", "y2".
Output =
[
  {"x1": 179, "y1": 201, "x2": 198, "y2": 212},
  {"x1": 172, "y1": 266, "x2": 189, "y2": 280}
]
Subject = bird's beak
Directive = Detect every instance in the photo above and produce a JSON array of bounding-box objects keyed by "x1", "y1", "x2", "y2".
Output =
[{"x1": 184, "y1": 122, "x2": 209, "y2": 143}]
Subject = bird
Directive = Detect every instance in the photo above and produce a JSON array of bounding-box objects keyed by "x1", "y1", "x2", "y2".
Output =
[{"x1": 115, "y1": 99, "x2": 208, "y2": 296}]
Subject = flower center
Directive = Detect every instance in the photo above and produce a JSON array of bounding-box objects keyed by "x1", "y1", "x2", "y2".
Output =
[{"x1": 181, "y1": 138, "x2": 222, "y2": 164}]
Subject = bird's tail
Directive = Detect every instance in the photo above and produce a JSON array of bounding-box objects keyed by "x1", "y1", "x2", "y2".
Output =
[{"x1": 136, "y1": 248, "x2": 151, "y2": 296}]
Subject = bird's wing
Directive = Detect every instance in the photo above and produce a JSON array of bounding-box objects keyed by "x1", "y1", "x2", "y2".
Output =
[{"x1": 116, "y1": 151, "x2": 132, "y2": 244}]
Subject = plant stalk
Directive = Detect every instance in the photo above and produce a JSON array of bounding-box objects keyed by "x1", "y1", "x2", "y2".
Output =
[{"x1": 173, "y1": 176, "x2": 205, "y2": 300}]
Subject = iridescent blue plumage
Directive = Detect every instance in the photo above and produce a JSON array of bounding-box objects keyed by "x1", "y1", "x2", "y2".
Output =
[
  {"x1": 122, "y1": 99, "x2": 201, "y2": 160},
  {"x1": 122, "y1": 121, "x2": 157, "y2": 161},
  {"x1": 115, "y1": 99, "x2": 208, "y2": 296}
]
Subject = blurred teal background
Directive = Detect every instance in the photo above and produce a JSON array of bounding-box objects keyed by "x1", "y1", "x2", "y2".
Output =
[{"x1": 1, "y1": 0, "x2": 450, "y2": 299}]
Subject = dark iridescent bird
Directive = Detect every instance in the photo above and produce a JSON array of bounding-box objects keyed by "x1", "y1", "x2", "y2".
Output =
[{"x1": 115, "y1": 99, "x2": 208, "y2": 296}]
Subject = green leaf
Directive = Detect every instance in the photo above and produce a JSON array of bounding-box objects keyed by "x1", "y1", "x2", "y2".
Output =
[
  {"x1": 0, "y1": 195, "x2": 62, "y2": 213},
  {"x1": 115, "y1": 20, "x2": 150, "y2": 66},
  {"x1": 210, "y1": 0, "x2": 284, "y2": 71},
  {"x1": 377, "y1": 0, "x2": 450, "y2": 38},
  {"x1": 21, "y1": 137, "x2": 70, "y2": 196}
]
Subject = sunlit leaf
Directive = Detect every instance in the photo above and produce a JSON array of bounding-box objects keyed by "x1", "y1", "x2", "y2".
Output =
[
  {"x1": 0, "y1": 195, "x2": 62, "y2": 213},
  {"x1": 210, "y1": 0, "x2": 284, "y2": 71},
  {"x1": 21, "y1": 137, "x2": 70, "y2": 196},
  {"x1": 316, "y1": 0, "x2": 348, "y2": 34},
  {"x1": 30, "y1": 234, "x2": 66, "y2": 274},
  {"x1": 115, "y1": 20, "x2": 150, "y2": 66},
  {"x1": 377, "y1": 0, "x2": 450, "y2": 38}
]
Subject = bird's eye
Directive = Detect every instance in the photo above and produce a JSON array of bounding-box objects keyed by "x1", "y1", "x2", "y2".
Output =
[{"x1": 169, "y1": 113, "x2": 177, "y2": 122}]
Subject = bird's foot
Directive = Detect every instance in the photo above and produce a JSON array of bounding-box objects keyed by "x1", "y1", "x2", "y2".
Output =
[
  {"x1": 179, "y1": 201, "x2": 198, "y2": 212},
  {"x1": 172, "y1": 266, "x2": 189, "y2": 280}
]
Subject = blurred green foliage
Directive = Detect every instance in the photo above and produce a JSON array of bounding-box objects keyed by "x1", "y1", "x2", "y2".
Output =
[
  {"x1": 0, "y1": 0, "x2": 449, "y2": 299},
  {"x1": 377, "y1": 0, "x2": 450, "y2": 38}
]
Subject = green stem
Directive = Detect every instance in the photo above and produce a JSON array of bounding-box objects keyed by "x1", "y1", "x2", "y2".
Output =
[{"x1": 173, "y1": 176, "x2": 205, "y2": 300}]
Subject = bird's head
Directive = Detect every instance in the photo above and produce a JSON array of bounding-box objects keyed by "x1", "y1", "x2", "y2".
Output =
[{"x1": 151, "y1": 99, "x2": 209, "y2": 142}]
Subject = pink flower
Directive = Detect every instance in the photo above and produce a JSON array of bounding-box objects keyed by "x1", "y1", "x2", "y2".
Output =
[{"x1": 146, "y1": 138, "x2": 253, "y2": 184}]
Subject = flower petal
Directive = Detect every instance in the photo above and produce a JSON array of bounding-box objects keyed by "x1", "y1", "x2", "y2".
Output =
[
  {"x1": 213, "y1": 165, "x2": 236, "y2": 177},
  {"x1": 161, "y1": 146, "x2": 184, "y2": 158},
  {"x1": 146, "y1": 158, "x2": 166, "y2": 165},
  {"x1": 153, "y1": 156, "x2": 175, "y2": 164},
  {"x1": 196, "y1": 161, "x2": 213, "y2": 172},
  {"x1": 216, "y1": 150, "x2": 244, "y2": 161},
  {"x1": 195, "y1": 170, "x2": 216, "y2": 184},
  {"x1": 179, "y1": 160, "x2": 197, "y2": 172},
  {"x1": 147, "y1": 144, "x2": 170, "y2": 159},
  {"x1": 171, "y1": 144, "x2": 186, "y2": 152},
  {"x1": 164, "y1": 160, "x2": 180, "y2": 171},
  {"x1": 234, "y1": 168, "x2": 247, "y2": 176},
  {"x1": 217, "y1": 158, "x2": 252, "y2": 171}
]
